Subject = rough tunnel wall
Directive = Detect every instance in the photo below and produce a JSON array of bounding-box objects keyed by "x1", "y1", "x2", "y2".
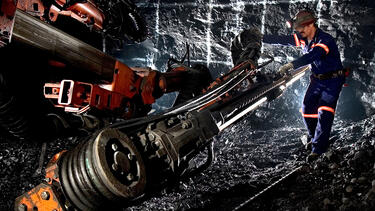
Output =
[{"x1": 118, "y1": 0, "x2": 375, "y2": 124}]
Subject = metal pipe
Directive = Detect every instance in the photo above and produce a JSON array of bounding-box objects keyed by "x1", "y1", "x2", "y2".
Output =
[
  {"x1": 232, "y1": 166, "x2": 305, "y2": 211},
  {"x1": 11, "y1": 9, "x2": 115, "y2": 81},
  {"x1": 217, "y1": 97, "x2": 268, "y2": 131},
  {"x1": 213, "y1": 65, "x2": 310, "y2": 131}
]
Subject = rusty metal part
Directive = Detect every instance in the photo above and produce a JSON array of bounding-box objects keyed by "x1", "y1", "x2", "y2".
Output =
[
  {"x1": 0, "y1": 0, "x2": 17, "y2": 47},
  {"x1": 10, "y1": 9, "x2": 115, "y2": 80},
  {"x1": 159, "y1": 70, "x2": 188, "y2": 93},
  {"x1": 59, "y1": 128, "x2": 146, "y2": 210},
  {"x1": 15, "y1": 150, "x2": 67, "y2": 211},
  {"x1": 140, "y1": 70, "x2": 161, "y2": 105},
  {"x1": 16, "y1": 0, "x2": 45, "y2": 17},
  {"x1": 14, "y1": 183, "x2": 64, "y2": 211},
  {"x1": 43, "y1": 61, "x2": 151, "y2": 118},
  {"x1": 65, "y1": 1, "x2": 104, "y2": 30},
  {"x1": 49, "y1": 0, "x2": 104, "y2": 30},
  {"x1": 45, "y1": 151, "x2": 66, "y2": 185}
]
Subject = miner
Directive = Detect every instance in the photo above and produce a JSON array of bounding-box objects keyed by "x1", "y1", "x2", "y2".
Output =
[{"x1": 262, "y1": 10, "x2": 347, "y2": 161}]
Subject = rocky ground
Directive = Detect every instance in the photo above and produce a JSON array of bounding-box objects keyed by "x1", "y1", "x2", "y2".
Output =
[
  {"x1": 123, "y1": 113, "x2": 375, "y2": 211},
  {"x1": 249, "y1": 115, "x2": 375, "y2": 211},
  {"x1": 0, "y1": 101, "x2": 374, "y2": 211}
]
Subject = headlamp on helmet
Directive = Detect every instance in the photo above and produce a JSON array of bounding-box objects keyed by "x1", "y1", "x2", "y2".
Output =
[{"x1": 285, "y1": 20, "x2": 293, "y2": 28}]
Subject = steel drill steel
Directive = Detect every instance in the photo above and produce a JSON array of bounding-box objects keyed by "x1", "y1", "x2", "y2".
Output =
[{"x1": 233, "y1": 165, "x2": 306, "y2": 211}]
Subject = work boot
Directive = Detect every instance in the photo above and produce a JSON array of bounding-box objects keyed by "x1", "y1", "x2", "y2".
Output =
[
  {"x1": 306, "y1": 152, "x2": 319, "y2": 163},
  {"x1": 300, "y1": 135, "x2": 312, "y2": 151}
]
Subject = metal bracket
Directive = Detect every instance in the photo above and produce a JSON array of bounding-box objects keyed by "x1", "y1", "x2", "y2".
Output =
[{"x1": 0, "y1": 0, "x2": 17, "y2": 47}]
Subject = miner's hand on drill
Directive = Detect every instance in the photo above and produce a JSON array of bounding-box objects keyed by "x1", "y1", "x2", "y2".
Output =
[{"x1": 279, "y1": 63, "x2": 294, "y2": 75}]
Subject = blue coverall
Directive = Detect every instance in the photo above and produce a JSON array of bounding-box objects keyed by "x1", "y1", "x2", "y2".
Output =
[{"x1": 263, "y1": 28, "x2": 345, "y2": 154}]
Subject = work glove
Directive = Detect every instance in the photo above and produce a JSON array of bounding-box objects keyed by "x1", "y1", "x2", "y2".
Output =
[{"x1": 279, "y1": 63, "x2": 294, "y2": 75}]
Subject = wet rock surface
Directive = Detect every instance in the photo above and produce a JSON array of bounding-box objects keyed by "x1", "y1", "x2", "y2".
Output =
[{"x1": 1, "y1": 0, "x2": 375, "y2": 210}]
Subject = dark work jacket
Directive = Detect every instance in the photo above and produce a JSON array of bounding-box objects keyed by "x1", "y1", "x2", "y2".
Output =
[{"x1": 263, "y1": 28, "x2": 344, "y2": 75}]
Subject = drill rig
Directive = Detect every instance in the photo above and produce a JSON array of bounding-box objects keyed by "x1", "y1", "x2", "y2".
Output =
[
  {"x1": 13, "y1": 59, "x2": 308, "y2": 211},
  {"x1": 1, "y1": 1, "x2": 309, "y2": 210}
]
